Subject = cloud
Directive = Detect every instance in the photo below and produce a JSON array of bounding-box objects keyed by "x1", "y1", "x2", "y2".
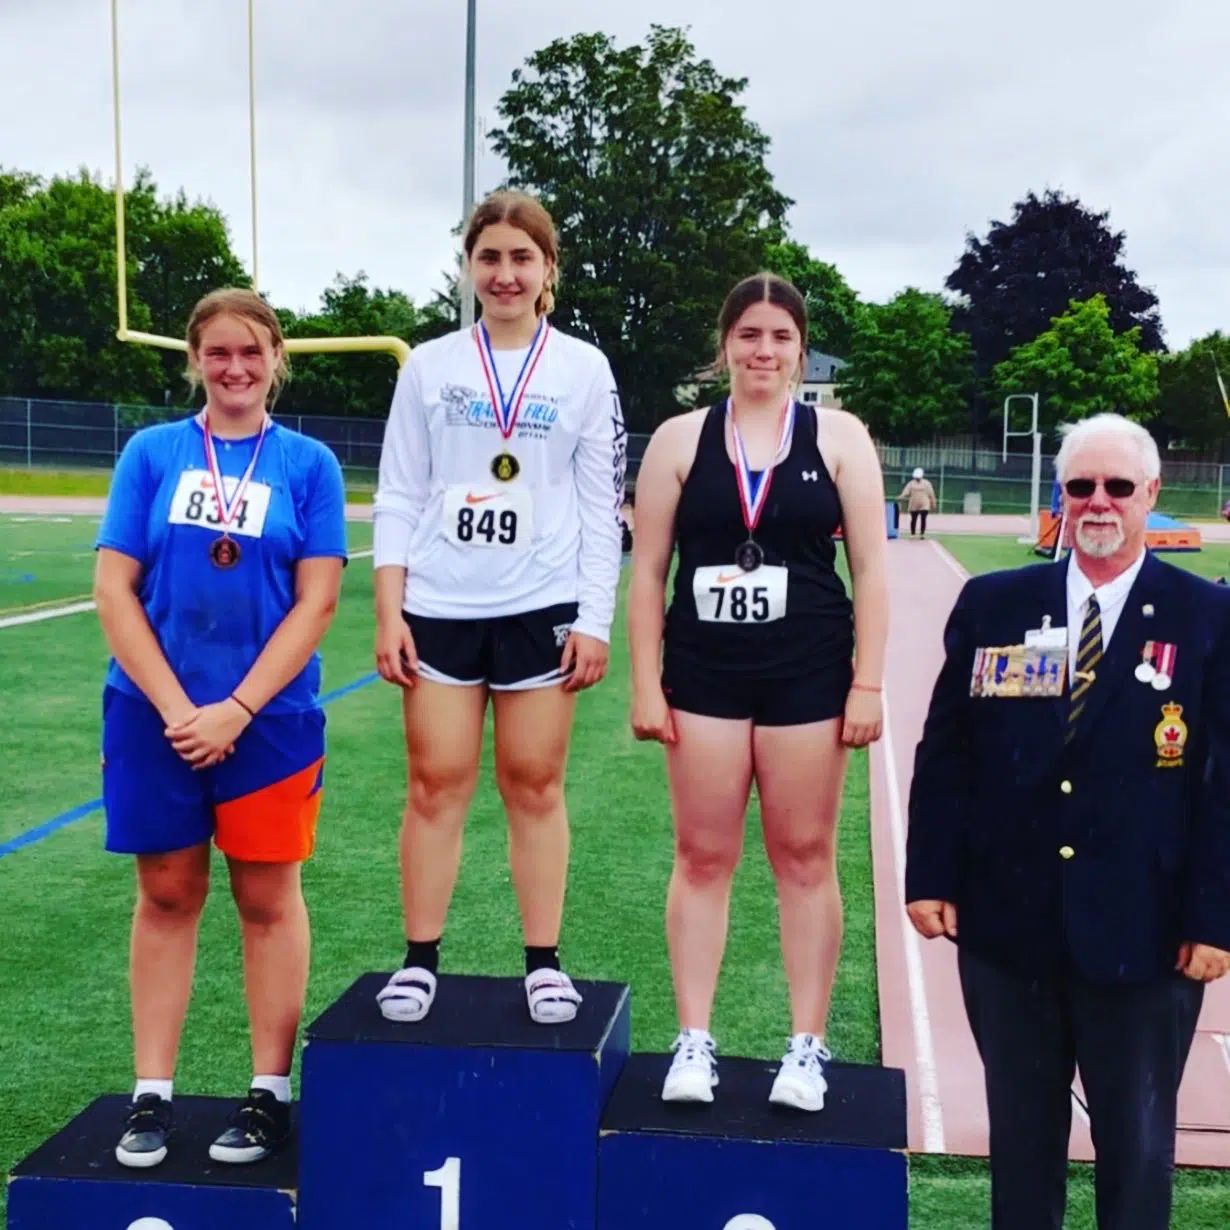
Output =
[{"x1": 1, "y1": 0, "x2": 1226, "y2": 344}]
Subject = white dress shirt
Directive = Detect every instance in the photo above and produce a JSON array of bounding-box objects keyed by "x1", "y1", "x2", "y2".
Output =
[{"x1": 1065, "y1": 549, "x2": 1147, "y2": 678}]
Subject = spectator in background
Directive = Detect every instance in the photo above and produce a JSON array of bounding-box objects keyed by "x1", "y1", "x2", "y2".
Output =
[{"x1": 898, "y1": 467, "x2": 937, "y2": 538}]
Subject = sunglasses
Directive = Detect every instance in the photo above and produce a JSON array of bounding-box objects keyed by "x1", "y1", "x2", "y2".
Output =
[{"x1": 1064, "y1": 477, "x2": 1137, "y2": 499}]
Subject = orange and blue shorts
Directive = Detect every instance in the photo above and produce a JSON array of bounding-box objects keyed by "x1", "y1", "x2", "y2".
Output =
[{"x1": 101, "y1": 686, "x2": 325, "y2": 863}]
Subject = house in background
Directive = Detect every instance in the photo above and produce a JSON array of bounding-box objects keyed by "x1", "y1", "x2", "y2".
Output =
[
  {"x1": 673, "y1": 348, "x2": 850, "y2": 412},
  {"x1": 799, "y1": 350, "x2": 848, "y2": 408}
]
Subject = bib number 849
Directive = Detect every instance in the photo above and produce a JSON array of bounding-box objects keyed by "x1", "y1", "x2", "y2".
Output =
[{"x1": 457, "y1": 506, "x2": 517, "y2": 545}]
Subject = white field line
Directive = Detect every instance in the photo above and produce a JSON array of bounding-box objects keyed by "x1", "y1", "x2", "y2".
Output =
[
  {"x1": 0, "y1": 549, "x2": 373, "y2": 630},
  {"x1": 881, "y1": 683, "x2": 947, "y2": 1153}
]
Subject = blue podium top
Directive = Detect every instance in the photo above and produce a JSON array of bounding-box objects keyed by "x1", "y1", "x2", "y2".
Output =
[
  {"x1": 11, "y1": 1095, "x2": 299, "y2": 1189},
  {"x1": 306, "y1": 972, "x2": 630, "y2": 1054},
  {"x1": 600, "y1": 1054, "x2": 907, "y2": 1151}
]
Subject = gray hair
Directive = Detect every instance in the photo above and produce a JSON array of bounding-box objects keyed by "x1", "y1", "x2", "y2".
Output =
[{"x1": 1053, "y1": 413, "x2": 1160, "y2": 482}]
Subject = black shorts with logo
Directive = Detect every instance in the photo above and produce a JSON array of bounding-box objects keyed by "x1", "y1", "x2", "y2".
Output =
[{"x1": 403, "y1": 602, "x2": 578, "y2": 691}]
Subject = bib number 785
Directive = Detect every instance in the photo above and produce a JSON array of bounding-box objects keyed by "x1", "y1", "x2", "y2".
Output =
[{"x1": 693, "y1": 564, "x2": 787, "y2": 623}]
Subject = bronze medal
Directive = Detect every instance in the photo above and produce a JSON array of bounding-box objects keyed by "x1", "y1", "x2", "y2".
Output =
[{"x1": 209, "y1": 534, "x2": 241, "y2": 569}]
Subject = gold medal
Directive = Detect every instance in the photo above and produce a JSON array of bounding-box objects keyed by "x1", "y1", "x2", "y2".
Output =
[{"x1": 491, "y1": 451, "x2": 520, "y2": 483}]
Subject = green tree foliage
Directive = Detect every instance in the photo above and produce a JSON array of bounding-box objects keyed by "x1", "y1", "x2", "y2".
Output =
[
  {"x1": 488, "y1": 25, "x2": 791, "y2": 430},
  {"x1": 947, "y1": 190, "x2": 1164, "y2": 405},
  {"x1": 836, "y1": 289, "x2": 974, "y2": 443},
  {"x1": 277, "y1": 272, "x2": 438, "y2": 417},
  {"x1": 1155, "y1": 332, "x2": 1230, "y2": 452},
  {"x1": 763, "y1": 240, "x2": 860, "y2": 358},
  {"x1": 0, "y1": 167, "x2": 248, "y2": 404},
  {"x1": 991, "y1": 294, "x2": 1159, "y2": 432}
]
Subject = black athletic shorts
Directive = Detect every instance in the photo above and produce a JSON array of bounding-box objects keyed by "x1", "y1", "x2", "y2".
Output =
[
  {"x1": 403, "y1": 602, "x2": 578, "y2": 691},
  {"x1": 661, "y1": 649, "x2": 853, "y2": 727}
]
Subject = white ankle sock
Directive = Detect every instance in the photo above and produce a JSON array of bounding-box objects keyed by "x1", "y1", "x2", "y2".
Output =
[
  {"x1": 134, "y1": 1079, "x2": 173, "y2": 1102},
  {"x1": 251, "y1": 1074, "x2": 291, "y2": 1104}
]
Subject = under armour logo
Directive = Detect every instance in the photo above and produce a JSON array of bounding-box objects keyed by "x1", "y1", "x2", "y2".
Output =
[
  {"x1": 553, "y1": 623, "x2": 572, "y2": 648},
  {"x1": 802, "y1": 470, "x2": 819, "y2": 482}
]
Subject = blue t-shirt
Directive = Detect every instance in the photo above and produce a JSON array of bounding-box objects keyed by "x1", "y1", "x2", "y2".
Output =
[{"x1": 97, "y1": 417, "x2": 349, "y2": 714}]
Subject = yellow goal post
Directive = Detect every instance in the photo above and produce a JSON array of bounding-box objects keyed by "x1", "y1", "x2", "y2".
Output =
[{"x1": 110, "y1": 0, "x2": 411, "y2": 369}]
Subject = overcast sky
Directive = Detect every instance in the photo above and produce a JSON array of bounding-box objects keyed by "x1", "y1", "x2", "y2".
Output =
[{"x1": 3, "y1": 0, "x2": 1227, "y2": 347}]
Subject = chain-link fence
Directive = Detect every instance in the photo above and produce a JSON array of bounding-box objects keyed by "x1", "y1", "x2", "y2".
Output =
[
  {"x1": 2, "y1": 396, "x2": 1226, "y2": 518},
  {"x1": 878, "y1": 442, "x2": 1228, "y2": 520}
]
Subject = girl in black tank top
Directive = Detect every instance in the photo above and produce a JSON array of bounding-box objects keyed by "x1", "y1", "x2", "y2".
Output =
[{"x1": 665, "y1": 401, "x2": 854, "y2": 675}]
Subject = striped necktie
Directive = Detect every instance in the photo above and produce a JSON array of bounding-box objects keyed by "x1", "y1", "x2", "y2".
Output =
[{"x1": 1067, "y1": 595, "x2": 1102, "y2": 740}]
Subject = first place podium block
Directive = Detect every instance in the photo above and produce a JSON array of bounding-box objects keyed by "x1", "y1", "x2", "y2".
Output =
[
  {"x1": 6, "y1": 1095, "x2": 297, "y2": 1230},
  {"x1": 298, "y1": 971, "x2": 631, "y2": 1230},
  {"x1": 598, "y1": 1055, "x2": 908, "y2": 1230}
]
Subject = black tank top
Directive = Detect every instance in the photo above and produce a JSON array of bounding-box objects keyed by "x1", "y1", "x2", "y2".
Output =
[{"x1": 664, "y1": 402, "x2": 853, "y2": 667}]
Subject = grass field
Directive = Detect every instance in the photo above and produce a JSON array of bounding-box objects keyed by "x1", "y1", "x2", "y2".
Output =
[
  {"x1": 2, "y1": 515, "x2": 1228, "y2": 1227},
  {"x1": 936, "y1": 533, "x2": 1230, "y2": 583}
]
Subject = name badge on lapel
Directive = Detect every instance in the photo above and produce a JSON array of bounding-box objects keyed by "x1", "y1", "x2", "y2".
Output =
[{"x1": 1025, "y1": 615, "x2": 1068, "y2": 652}]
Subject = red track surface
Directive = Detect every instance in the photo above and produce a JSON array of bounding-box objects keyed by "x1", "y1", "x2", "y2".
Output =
[{"x1": 872, "y1": 536, "x2": 1230, "y2": 1164}]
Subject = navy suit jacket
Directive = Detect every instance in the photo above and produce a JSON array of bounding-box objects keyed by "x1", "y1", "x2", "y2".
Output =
[{"x1": 906, "y1": 552, "x2": 1230, "y2": 984}]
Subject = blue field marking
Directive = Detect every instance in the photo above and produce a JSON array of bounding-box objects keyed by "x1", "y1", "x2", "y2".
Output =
[{"x1": 0, "y1": 671, "x2": 382, "y2": 861}]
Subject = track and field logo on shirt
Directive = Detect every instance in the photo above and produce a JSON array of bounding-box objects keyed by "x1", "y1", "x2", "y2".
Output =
[{"x1": 441, "y1": 382, "x2": 560, "y2": 438}]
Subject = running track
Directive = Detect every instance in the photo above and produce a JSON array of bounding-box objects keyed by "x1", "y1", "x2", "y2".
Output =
[{"x1": 873, "y1": 534, "x2": 1230, "y2": 1165}]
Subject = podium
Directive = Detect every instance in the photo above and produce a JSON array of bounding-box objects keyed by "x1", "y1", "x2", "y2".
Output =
[
  {"x1": 597, "y1": 1054, "x2": 908, "y2": 1229},
  {"x1": 8, "y1": 976, "x2": 909, "y2": 1229},
  {"x1": 297, "y1": 972, "x2": 631, "y2": 1229},
  {"x1": 6, "y1": 1095, "x2": 297, "y2": 1230}
]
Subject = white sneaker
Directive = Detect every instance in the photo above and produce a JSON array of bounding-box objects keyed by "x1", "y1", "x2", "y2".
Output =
[
  {"x1": 769, "y1": 1033, "x2": 830, "y2": 1112},
  {"x1": 661, "y1": 1029, "x2": 718, "y2": 1103}
]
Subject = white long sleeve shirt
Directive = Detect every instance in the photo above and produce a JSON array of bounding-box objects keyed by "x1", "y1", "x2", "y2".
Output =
[{"x1": 372, "y1": 325, "x2": 627, "y2": 642}]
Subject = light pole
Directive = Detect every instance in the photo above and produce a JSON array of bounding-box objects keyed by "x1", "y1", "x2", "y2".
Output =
[{"x1": 459, "y1": 0, "x2": 477, "y2": 329}]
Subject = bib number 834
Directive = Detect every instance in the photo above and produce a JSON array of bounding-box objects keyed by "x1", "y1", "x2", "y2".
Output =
[{"x1": 456, "y1": 506, "x2": 517, "y2": 545}]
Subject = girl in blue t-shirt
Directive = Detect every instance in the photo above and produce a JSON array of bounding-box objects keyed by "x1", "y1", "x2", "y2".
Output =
[{"x1": 94, "y1": 289, "x2": 347, "y2": 1169}]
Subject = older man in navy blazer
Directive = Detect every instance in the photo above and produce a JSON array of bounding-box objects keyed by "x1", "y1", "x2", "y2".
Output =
[{"x1": 906, "y1": 413, "x2": 1230, "y2": 1230}]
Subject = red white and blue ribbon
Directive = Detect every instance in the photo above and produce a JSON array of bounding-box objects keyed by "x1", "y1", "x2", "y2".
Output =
[
  {"x1": 200, "y1": 411, "x2": 269, "y2": 530},
  {"x1": 728, "y1": 396, "x2": 795, "y2": 535},
  {"x1": 473, "y1": 318, "x2": 550, "y2": 442}
]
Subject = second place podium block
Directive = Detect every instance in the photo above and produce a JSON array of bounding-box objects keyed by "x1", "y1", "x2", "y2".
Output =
[
  {"x1": 297, "y1": 971, "x2": 631, "y2": 1230},
  {"x1": 598, "y1": 1054, "x2": 909, "y2": 1229}
]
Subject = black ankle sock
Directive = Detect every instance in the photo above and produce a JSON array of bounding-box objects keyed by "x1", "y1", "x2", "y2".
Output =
[
  {"x1": 525, "y1": 945, "x2": 560, "y2": 975},
  {"x1": 404, "y1": 938, "x2": 440, "y2": 975}
]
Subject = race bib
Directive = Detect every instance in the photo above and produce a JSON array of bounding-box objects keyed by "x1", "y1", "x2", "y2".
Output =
[
  {"x1": 442, "y1": 484, "x2": 534, "y2": 550},
  {"x1": 167, "y1": 469, "x2": 271, "y2": 538},
  {"x1": 693, "y1": 564, "x2": 788, "y2": 624}
]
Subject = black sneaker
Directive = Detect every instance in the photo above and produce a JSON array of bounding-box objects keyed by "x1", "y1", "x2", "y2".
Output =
[
  {"x1": 115, "y1": 1093, "x2": 172, "y2": 1168},
  {"x1": 208, "y1": 1088, "x2": 291, "y2": 1164}
]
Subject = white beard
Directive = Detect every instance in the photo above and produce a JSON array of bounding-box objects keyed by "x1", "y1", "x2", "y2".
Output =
[{"x1": 1075, "y1": 515, "x2": 1125, "y2": 558}]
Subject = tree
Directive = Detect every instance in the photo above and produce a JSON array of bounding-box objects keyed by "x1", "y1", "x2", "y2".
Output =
[
  {"x1": 764, "y1": 240, "x2": 860, "y2": 358},
  {"x1": 1155, "y1": 333, "x2": 1230, "y2": 453},
  {"x1": 946, "y1": 190, "x2": 1164, "y2": 414},
  {"x1": 836, "y1": 289, "x2": 974, "y2": 443},
  {"x1": 991, "y1": 294, "x2": 1159, "y2": 432},
  {"x1": 278, "y1": 272, "x2": 430, "y2": 418},
  {"x1": 0, "y1": 171, "x2": 163, "y2": 401},
  {"x1": 0, "y1": 168, "x2": 251, "y2": 404},
  {"x1": 126, "y1": 170, "x2": 250, "y2": 400},
  {"x1": 488, "y1": 25, "x2": 791, "y2": 430}
]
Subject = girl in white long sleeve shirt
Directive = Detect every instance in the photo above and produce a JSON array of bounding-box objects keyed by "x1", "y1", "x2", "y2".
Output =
[{"x1": 371, "y1": 190, "x2": 626, "y2": 1027}]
